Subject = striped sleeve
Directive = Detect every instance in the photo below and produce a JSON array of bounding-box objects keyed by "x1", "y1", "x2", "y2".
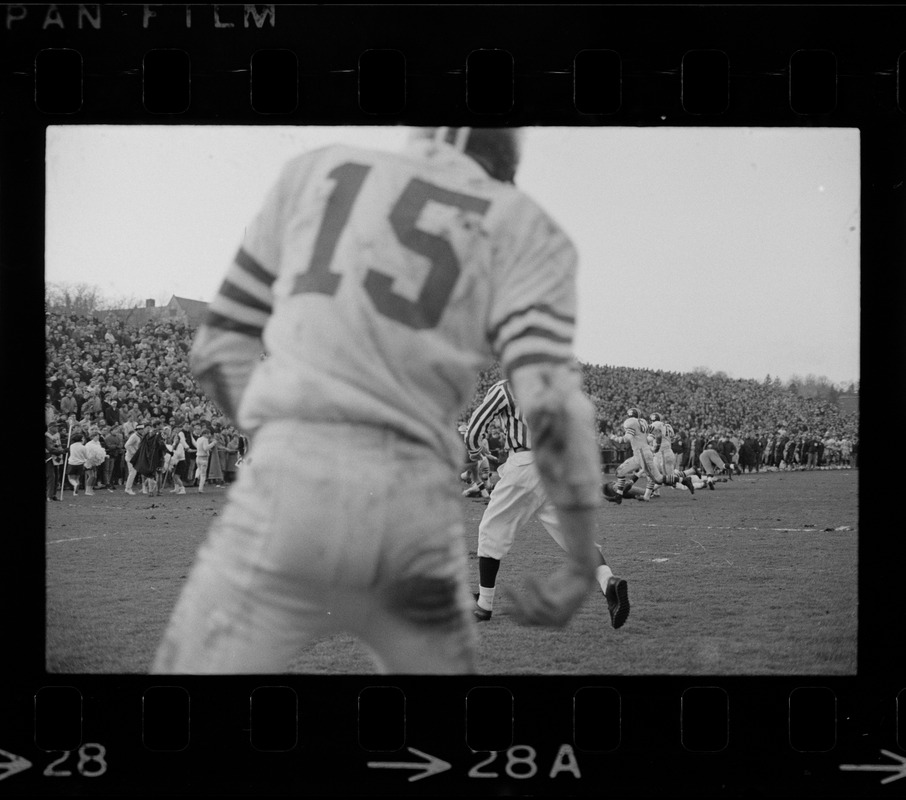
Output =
[
  {"x1": 464, "y1": 382, "x2": 510, "y2": 456},
  {"x1": 203, "y1": 154, "x2": 317, "y2": 338},
  {"x1": 203, "y1": 247, "x2": 276, "y2": 338},
  {"x1": 488, "y1": 197, "x2": 579, "y2": 379}
]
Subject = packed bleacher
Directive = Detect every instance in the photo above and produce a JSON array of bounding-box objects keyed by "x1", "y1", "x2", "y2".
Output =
[
  {"x1": 45, "y1": 310, "x2": 243, "y2": 494},
  {"x1": 46, "y1": 308, "x2": 858, "y2": 494},
  {"x1": 463, "y1": 363, "x2": 856, "y2": 435},
  {"x1": 460, "y1": 362, "x2": 858, "y2": 472}
]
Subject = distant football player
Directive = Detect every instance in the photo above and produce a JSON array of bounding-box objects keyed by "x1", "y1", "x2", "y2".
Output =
[
  {"x1": 699, "y1": 435, "x2": 727, "y2": 489},
  {"x1": 636, "y1": 413, "x2": 697, "y2": 501},
  {"x1": 464, "y1": 379, "x2": 629, "y2": 629},
  {"x1": 609, "y1": 408, "x2": 658, "y2": 502},
  {"x1": 152, "y1": 127, "x2": 604, "y2": 675}
]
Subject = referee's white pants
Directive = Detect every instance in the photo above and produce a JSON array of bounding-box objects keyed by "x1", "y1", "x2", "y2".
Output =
[
  {"x1": 476, "y1": 451, "x2": 567, "y2": 561},
  {"x1": 152, "y1": 421, "x2": 476, "y2": 675}
]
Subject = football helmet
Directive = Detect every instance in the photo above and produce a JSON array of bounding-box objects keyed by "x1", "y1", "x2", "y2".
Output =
[
  {"x1": 409, "y1": 127, "x2": 523, "y2": 184},
  {"x1": 650, "y1": 413, "x2": 661, "y2": 423},
  {"x1": 626, "y1": 407, "x2": 640, "y2": 419}
]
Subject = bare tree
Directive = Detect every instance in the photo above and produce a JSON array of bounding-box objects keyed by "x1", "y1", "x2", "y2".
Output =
[
  {"x1": 45, "y1": 281, "x2": 107, "y2": 315},
  {"x1": 97, "y1": 293, "x2": 144, "y2": 312},
  {"x1": 46, "y1": 281, "x2": 144, "y2": 316}
]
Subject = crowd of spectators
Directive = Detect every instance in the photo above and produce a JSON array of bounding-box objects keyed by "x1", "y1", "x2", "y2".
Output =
[
  {"x1": 461, "y1": 362, "x2": 858, "y2": 473},
  {"x1": 46, "y1": 308, "x2": 858, "y2": 498},
  {"x1": 45, "y1": 310, "x2": 245, "y2": 496}
]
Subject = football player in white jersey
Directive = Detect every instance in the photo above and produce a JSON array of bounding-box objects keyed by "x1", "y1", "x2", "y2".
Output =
[
  {"x1": 637, "y1": 414, "x2": 697, "y2": 501},
  {"x1": 608, "y1": 408, "x2": 659, "y2": 502},
  {"x1": 152, "y1": 127, "x2": 603, "y2": 674}
]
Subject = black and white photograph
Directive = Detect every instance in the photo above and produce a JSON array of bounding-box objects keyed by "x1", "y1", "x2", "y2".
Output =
[{"x1": 43, "y1": 124, "x2": 859, "y2": 676}]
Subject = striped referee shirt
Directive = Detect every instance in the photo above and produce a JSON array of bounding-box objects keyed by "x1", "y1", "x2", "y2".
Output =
[{"x1": 464, "y1": 379, "x2": 530, "y2": 459}]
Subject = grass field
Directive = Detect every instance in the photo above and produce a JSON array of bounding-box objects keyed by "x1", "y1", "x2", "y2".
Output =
[{"x1": 45, "y1": 469, "x2": 858, "y2": 675}]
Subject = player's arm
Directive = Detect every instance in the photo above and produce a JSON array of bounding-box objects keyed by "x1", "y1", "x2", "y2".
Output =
[
  {"x1": 190, "y1": 162, "x2": 295, "y2": 425},
  {"x1": 190, "y1": 294, "x2": 268, "y2": 424},
  {"x1": 487, "y1": 197, "x2": 599, "y2": 626},
  {"x1": 505, "y1": 361, "x2": 601, "y2": 626}
]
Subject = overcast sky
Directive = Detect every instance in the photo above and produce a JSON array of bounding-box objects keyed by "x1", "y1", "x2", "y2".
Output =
[{"x1": 45, "y1": 125, "x2": 860, "y2": 386}]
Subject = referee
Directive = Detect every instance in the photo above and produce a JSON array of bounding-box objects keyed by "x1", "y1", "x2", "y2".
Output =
[{"x1": 464, "y1": 379, "x2": 629, "y2": 628}]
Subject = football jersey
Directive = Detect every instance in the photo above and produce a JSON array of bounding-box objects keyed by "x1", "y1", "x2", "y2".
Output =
[
  {"x1": 650, "y1": 420, "x2": 675, "y2": 450},
  {"x1": 623, "y1": 416, "x2": 650, "y2": 452},
  {"x1": 209, "y1": 138, "x2": 579, "y2": 464}
]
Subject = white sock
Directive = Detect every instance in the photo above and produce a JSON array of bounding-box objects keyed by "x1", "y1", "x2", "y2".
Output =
[
  {"x1": 478, "y1": 586, "x2": 496, "y2": 611},
  {"x1": 595, "y1": 564, "x2": 614, "y2": 591}
]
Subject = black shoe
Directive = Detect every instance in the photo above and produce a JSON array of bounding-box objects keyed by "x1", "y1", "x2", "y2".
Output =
[
  {"x1": 707, "y1": 477, "x2": 715, "y2": 490},
  {"x1": 473, "y1": 601, "x2": 492, "y2": 622},
  {"x1": 682, "y1": 476, "x2": 695, "y2": 495},
  {"x1": 604, "y1": 577, "x2": 630, "y2": 629}
]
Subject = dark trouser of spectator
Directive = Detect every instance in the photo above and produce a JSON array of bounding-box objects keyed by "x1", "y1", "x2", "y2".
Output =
[
  {"x1": 105, "y1": 453, "x2": 121, "y2": 486},
  {"x1": 185, "y1": 457, "x2": 196, "y2": 485},
  {"x1": 807, "y1": 451, "x2": 818, "y2": 469},
  {"x1": 46, "y1": 460, "x2": 58, "y2": 500}
]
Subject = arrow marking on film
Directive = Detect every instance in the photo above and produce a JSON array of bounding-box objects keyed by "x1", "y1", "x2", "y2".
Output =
[
  {"x1": 367, "y1": 747, "x2": 452, "y2": 782},
  {"x1": 840, "y1": 750, "x2": 906, "y2": 785},
  {"x1": 0, "y1": 749, "x2": 33, "y2": 782}
]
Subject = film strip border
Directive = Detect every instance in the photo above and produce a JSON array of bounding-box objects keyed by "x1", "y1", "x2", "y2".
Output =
[
  {"x1": 3, "y1": 3, "x2": 904, "y2": 796},
  {"x1": 0, "y1": 4, "x2": 905, "y2": 120},
  {"x1": 1, "y1": 678, "x2": 903, "y2": 793}
]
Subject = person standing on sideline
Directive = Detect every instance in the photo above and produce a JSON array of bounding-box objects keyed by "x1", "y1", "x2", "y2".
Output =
[
  {"x1": 83, "y1": 428, "x2": 107, "y2": 496},
  {"x1": 66, "y1": 433, "x2": 88, "y2": 496},
  {"x1": 206, "y1": 425, "x2": 225, "y2": 486},
  {"x1": 194, "y1": 428, "x2": 212, "y2": 492},
  {"x1": 464, "y1": 378, "x2": 629, "y2": 628},
  {"x1": 153, "y1": 127, "x2": 602, "y2": 675},
  {"x1": 104, "y1": 424, "x2": 124, "y2": 489},
  {"x1": 123, "y1": 423, "x2": 144, "y2": 495},
  {"x1": 45, "y1": 422, "x2": 64, "y2": 501},
  {"x1": 167, "y1": 429, "x2": 187, "y2": 494},
  {"x1": 181, "y1": 422, "x2": 197, "y2": 486}
]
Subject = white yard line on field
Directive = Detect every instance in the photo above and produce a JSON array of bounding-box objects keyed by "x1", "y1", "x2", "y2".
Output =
[
  {"x1": 47, "y1": 531, "x2": 134, "y2": 545},
  {"x1": 640, "y1": 524, "x2": 855, "y2": 533}
]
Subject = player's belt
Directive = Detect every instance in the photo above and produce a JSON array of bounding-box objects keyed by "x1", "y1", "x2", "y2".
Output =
[{"x1": 511, "y1": 446, "x2": 530, "y2": 453}]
